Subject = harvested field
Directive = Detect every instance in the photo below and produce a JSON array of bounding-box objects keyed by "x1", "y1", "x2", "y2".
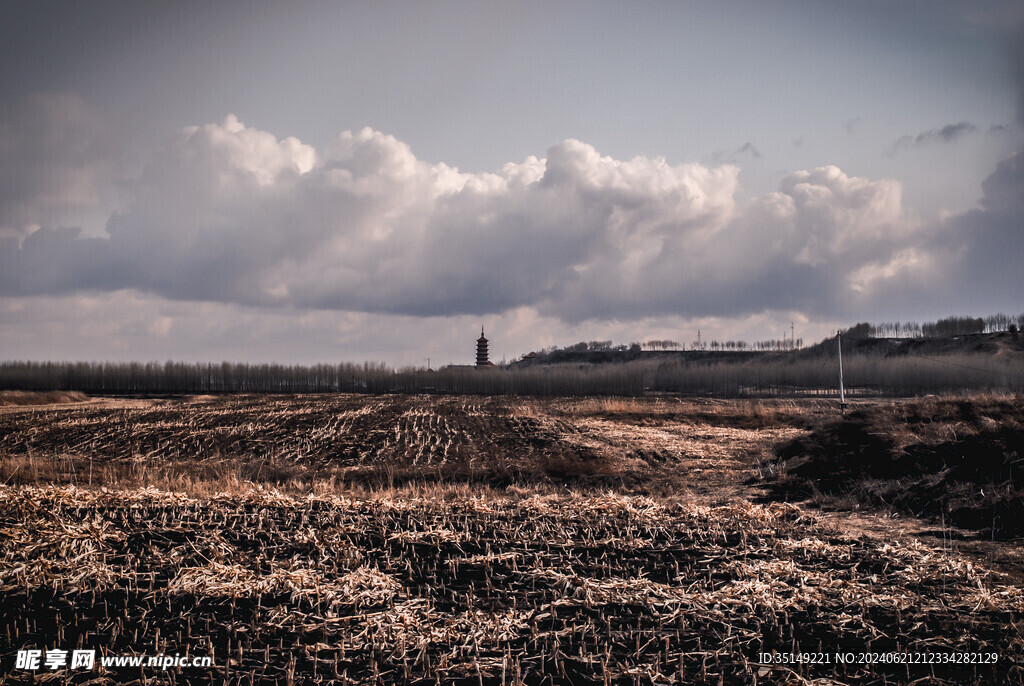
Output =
[
  {"x1": 0, "y1": 394, "x2": 1022, "y2": 684},
  {"x1": 0, "y1": 395, "x2": 828, "y2": 493},
  {"x1": 3, "y1": 486, "x2": 1022, "y2": 685}
]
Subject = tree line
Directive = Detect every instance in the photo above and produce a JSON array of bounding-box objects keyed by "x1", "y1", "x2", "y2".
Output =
[
  {"x1": 690, "y1": 338, "x2": 803, "y2": 351},
  {"x1": 2, "y1": 352, "x2": 1021, "y2": 397},
  {"x1": 844, "y1": 313, "x2": 1024, "y2": 339},
  {"x1": 537, "y1": 340, "x2": 682, "y2": 354}
]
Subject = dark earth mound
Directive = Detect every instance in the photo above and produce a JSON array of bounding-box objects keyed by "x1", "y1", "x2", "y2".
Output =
[{"x1": 761, "y1": 396, "x2": 1024, "y2": 539}]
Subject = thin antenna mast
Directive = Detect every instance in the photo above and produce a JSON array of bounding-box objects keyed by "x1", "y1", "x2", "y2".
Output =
[{"x1": 838, "y1": 333, "x2": 848, "y2": 417}]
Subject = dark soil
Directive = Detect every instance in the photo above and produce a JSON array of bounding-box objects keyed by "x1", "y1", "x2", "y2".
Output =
[{"x1": 760, "y1": 396, "x2": 1024, "y2": 539}]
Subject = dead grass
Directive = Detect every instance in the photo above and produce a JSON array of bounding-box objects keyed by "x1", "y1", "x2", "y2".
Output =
[
  {"x1": 762, "y1": 394, "x2": 1024, "y2": 539},
  {"x1": 2, "y1": 394, "x2": 1023, "y2": 684},
  {"x1": 2, "y1": 484, "x2": 1021, "y2": 684},
  {"x1": 0, "y1": 390, "x2": 88, "y2": 406}
]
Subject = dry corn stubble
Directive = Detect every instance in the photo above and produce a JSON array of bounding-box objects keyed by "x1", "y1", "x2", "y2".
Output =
[
  {"x1": 0, "y1": 394, "x2": 1021, "y2": 685},
  {"x1": 1, "y1": 483, "x2": 1022, "y2": 685}
]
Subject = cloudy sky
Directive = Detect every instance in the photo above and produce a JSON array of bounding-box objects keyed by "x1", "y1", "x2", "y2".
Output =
[{"x1": 1, "y1": 1, "x2": 1021, "y2": 366}]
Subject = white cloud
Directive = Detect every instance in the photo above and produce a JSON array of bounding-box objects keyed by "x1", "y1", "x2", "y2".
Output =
[
  {"x1": 777, "y1": 165, "x2": 905, "y2": 265},
  {"x1": 3, "y1": 111, "x2": 1013, "y2": 328}
]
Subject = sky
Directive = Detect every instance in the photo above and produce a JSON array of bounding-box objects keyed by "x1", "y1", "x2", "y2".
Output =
[{"x1": 1, "y1": 0, "x2": 1022, "y2": 366}]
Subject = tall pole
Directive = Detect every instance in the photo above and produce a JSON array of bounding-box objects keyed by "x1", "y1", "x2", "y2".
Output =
[{"x1": 838, "y1": 333, "x2": 848, "y2": 417}]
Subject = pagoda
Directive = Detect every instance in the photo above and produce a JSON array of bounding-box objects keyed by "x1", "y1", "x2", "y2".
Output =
[{"x1": 476, "y1": 327, "x2": 493, "y2": 367}]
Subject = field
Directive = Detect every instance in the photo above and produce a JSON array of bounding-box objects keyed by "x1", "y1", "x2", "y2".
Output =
[{"x1": 1, "y1": 393, "x2": 1022, "y2": 684}]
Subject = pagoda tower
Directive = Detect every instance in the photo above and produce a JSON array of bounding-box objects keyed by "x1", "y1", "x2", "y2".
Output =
[{"x1": 476, "y1": 327, "x2": 491, "y2": 367}]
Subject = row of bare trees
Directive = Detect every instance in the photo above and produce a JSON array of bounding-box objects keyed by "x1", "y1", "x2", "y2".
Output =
[
  {"x1": 3, "y1": 352, "x2": 1022, "y2": 397},
  {"x1": 845, "y1": 313, "x2": 1024, "y2": 339},
  {"x1": 0, "y1": 361, "x2": 393, "y2": 394}
]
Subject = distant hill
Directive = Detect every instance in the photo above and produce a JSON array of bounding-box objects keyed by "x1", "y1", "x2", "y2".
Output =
[
  {"x1": 800, "y1": 331, "x2": 1024, "y2": 359},
  {"x1": 511, "y1": 332, "x2": 1024, "y2": 367},
  {"x1": 509, "y1": 348, "x2": 768, "y2": 367}
]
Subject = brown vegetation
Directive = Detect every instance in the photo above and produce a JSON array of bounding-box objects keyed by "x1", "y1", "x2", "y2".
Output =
[
  {"x1": 3, "y1": 336, "x2": 1023, "y2": 397},
  {"x1": 761, "y1": 395, "x2": 1024, "y2": 539},
  {"x1": 0, "y1": 390, "x2": 88, "y2": 406},
  {"x1": 0, "y1": 395, "x2": 823, "y2": 496},
  {"x1": 2, "y1": 486, "x2": 1021, "y2": 685},
  {"x1": 0, "y1": 394, "x2": 1021, "y2": 684}
]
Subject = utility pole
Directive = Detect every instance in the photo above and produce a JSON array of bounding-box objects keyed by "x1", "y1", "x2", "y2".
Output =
[
  {"x1": 838, "y1": 333, "x2": 848, "y2": 417},
  {"x1": 791, "y1": 322, "x2": 795, "y2": 349},
  {"x1": 697, "y1": 329, "x2": 701, "y2": 350}
]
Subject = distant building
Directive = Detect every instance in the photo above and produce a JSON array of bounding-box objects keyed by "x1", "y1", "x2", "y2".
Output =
[{"x1": 476, "y1": 327, "x2": 494, "y2": 368}]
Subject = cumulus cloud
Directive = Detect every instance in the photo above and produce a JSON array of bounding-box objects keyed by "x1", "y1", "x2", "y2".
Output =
[
  {"x1": 1, "y1": 114, "x2": 1013, "y2": 324},
  {"x1": 1, "y1": 117, "x2": 744, "y2": 317},
  {"x1": 545, "y1": 163, "x2": 914, "y2": 321},
  {"x1": 888, "y1": 121, "x2": 978, "y2": 153}
]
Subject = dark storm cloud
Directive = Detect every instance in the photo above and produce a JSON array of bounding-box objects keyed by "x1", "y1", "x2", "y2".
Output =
[
  {"x1": 953, "y1": 152, "x2": 1024, "y2": 285},
  {"x1": 888, "y1": 121, "x2": 978, "y2": 154},
  {"x1": 855, "y1": 150, "x2": 1024, "y2": 317},
  {"x1": 0, "y1": 111, "x2": 1019, "y2": 324},
  {"x1": 979, "y1": 151, "x2": 1024, "y2": 213}
]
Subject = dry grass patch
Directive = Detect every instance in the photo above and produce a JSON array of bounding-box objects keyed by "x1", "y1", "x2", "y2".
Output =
[{"x1": 0, "y1": 390, "x2": 88, "y2": 406}]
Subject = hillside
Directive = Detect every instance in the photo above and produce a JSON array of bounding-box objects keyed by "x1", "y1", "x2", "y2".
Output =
[
  {"x1": 511, "y1": 347, "x2": 768, "y2": 367},
  {"x1": 799, "y1": 330, "x2": 1024, "y2": 359},
  {"x1": 512, "y1": 331, "x2": 1024, "y2": 367}
]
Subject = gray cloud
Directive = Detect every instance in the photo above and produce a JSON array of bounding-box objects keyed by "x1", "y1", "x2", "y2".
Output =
[
  {"x1": 852, "y1": 149, "x2": 1023, "y2": 317},
  {"x1": 0, "y1": 113, "x2": 1018, "y2": 324},
  {"x1": 889, "y1": 121, "x2": 978, "y2": 154},
  {"x1": 1012, "y1": 20, "x2": 1024, "y2": 125},
  {"x1": 953, "y1": 151, "x2": 1024, "y2": 291},
  {"x1": 706, "y1": 142, "x2": 763, "y2": 165},
  {"x1": 966, "y1": 13, "x2": 1024, "y2": 130},
  {"x1": 735, "y1": 142, "x2": 762, "y2": 159},
  {"x1": 0, "y1": 94, "x2": 118, "y2": 239}
]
